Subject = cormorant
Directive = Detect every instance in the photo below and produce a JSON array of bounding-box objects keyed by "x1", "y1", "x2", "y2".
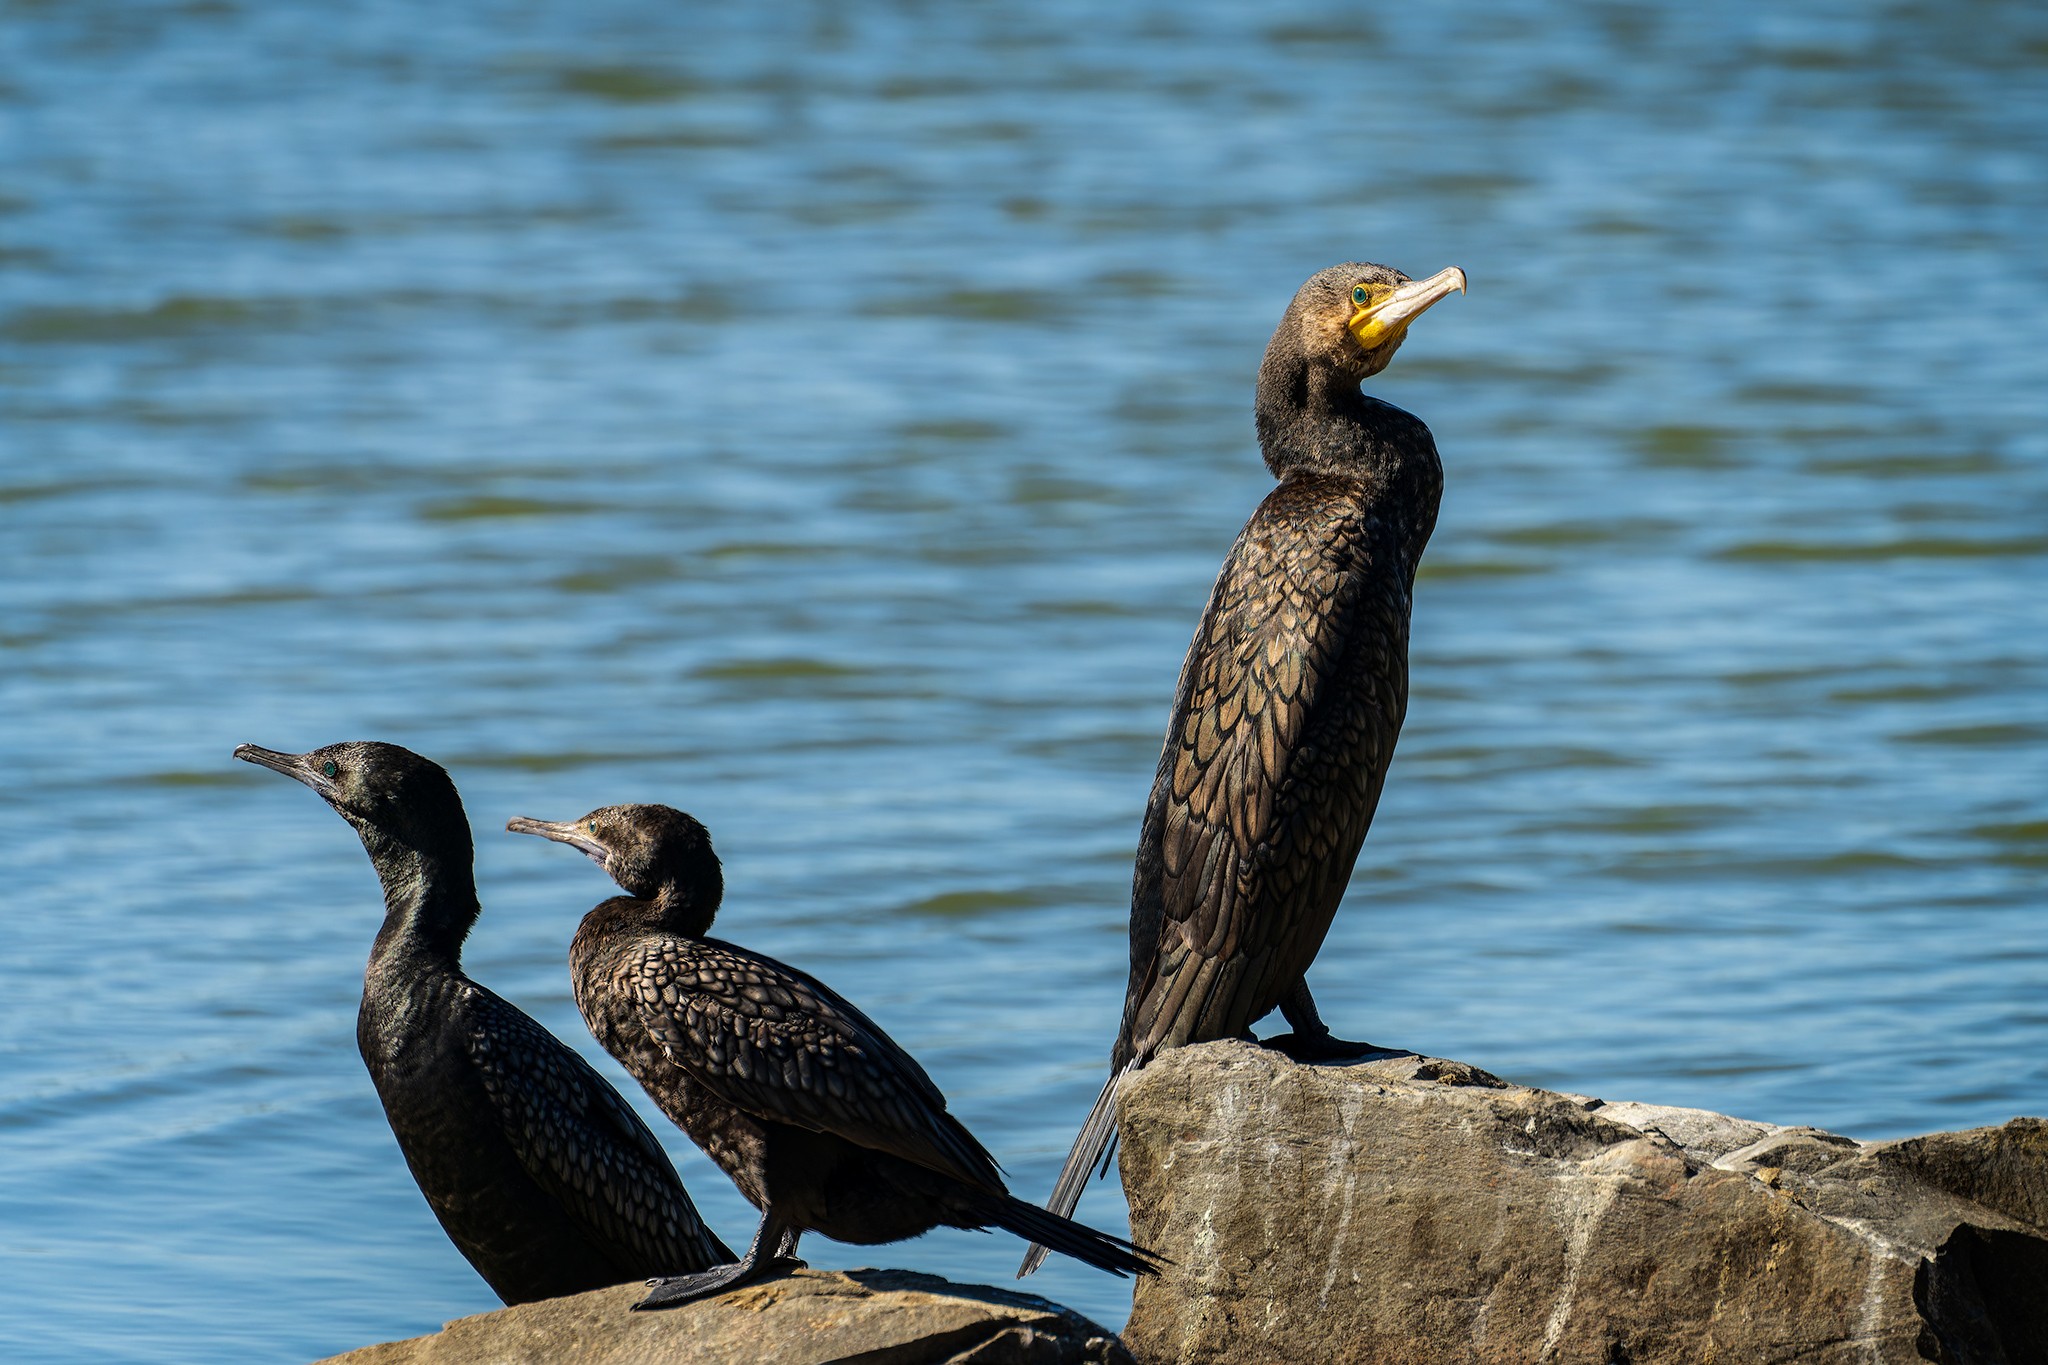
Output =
[
  {"x1": 234, "y1": 741, "x2": 732, "y2": 1304},
  {"x1": 506, "y1": 803, "x2": 1163, "y2": 1309},
  {"x1": 1019, "y1": 262, "x2": 1467, "y2": 1276}
]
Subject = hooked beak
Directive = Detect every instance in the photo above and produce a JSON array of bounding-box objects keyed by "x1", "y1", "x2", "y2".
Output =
[
  {"x1": 1348, "y1": 266, "x2": 1468, "y2": 352},
  {"x1": 506, "y1": 816, "x2": 610, "y2": 870},
  {"x1": 234, "y1": 743, "x2": 340, "y2": 800}
]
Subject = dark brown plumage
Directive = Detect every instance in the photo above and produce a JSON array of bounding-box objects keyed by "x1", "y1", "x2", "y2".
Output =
[
  {"x1": 1019, "y1": 261, "x2": 1466, "y2": 1276},
  {"x1": 508, "y1": 803, "x2": 1162, "y2": 1309},
  {"x1": 234, "y1": 741, "x2": 731, "y2": 1305}
]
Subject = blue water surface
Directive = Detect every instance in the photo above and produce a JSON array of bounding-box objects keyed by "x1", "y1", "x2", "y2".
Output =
[{"x1": 2, "y1": 3, "x2": 2045, "y2": 1361}]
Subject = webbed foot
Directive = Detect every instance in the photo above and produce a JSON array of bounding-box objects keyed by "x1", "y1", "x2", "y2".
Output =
[
  {"x1": 1262, "y1": 1031, "x2": 1411, "y2": 1063},
  {"x1": 634, "y1": 1258, "x2": 789, "y2": 1310}
]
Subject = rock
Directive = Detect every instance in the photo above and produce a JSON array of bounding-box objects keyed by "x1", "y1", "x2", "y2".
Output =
[
  {"x1": 1118, "y1": 1040, "x2": 2047, "y2": 1365},
  {"x1": 313, "y1": 1268, "x2": 1133, "y2": 1365}
]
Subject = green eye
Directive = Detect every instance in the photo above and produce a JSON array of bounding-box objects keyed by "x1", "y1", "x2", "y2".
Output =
[
  {"x1": 1352, "y1": 285, "x2": 1369, "y2": 305},
  {"x1": 588, "y1": 822, "x2": 598, "y2": 834},
  {"x1": 321, "y1": 760, "x2": 339, "y2": 778}
]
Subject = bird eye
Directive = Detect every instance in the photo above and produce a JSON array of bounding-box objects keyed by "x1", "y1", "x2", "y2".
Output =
[
  {"x1": 1352, "y1": 285, "x2": 1369, "y2": 306},
  {"x1": 587, "y1": 822, "x2": 598, "y2": 834},
  {"x1": 321, "y1": 760, "x2": 339, "y2": 778}
]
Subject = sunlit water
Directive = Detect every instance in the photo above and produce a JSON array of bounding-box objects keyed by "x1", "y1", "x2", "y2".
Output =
[{"x1": 3, "y1": 3, "x2": 2045, "y2": 1361}]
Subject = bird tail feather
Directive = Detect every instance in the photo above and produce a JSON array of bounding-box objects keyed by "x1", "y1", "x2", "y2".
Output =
[
  {"x1": 1014, "y1": 1065, "x2": 1131, "y2": 1278},
  {"x1": 983, "y1": 1189, "x2": 1163, "y2": 1279}
]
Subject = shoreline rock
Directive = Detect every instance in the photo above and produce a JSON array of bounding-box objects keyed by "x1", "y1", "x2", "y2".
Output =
[
  {"x1": 313, "y1": 1268, "x2": 1133, "y2": 1365},
  {"x1": 1119, "y1": 1040, "x2": 2046, "y2": 1365}
]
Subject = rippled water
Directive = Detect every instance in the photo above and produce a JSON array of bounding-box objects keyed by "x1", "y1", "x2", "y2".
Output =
[{"x1": 3, "y1": 3, "x2": 2046, "y2": 1361}]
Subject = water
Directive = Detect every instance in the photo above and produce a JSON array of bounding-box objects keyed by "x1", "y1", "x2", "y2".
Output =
[{"x1": 3, "y1": 2, "x2": 2045, "y2": 1359}]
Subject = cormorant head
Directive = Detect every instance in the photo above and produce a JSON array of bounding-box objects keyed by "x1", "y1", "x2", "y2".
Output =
[
  {"x1": 1274, "y1": 261, "x2": 1467, "y2": 381},
  {"x1": 235, "y1": 740, "x2": 469, "y2": 856},
  {"x1": 507, "y1": 803, "x2": 724, "y2": 927}
]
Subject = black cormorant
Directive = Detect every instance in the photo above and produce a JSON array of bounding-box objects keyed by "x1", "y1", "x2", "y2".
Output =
[
  {"x1": 1019, "y1": 261, "x2": 1466, "y2": 1276},
  {"x1": 506, "y1": 803, "x2": 1162, "y2": 1309},
  {"x1": 234, "y1": 741, "x2": 732, "y2": 1304}
]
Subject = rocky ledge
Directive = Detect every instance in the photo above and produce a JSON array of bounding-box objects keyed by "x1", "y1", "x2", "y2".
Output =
[
  {"x1": 1120, "y1": 1040, "x2": 2046, "y2": 1365},
  {"x1": 314, "y1": 1268, "x2": 1132, "y2": 1365}
]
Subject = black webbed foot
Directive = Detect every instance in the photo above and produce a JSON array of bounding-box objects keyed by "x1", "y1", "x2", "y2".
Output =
[
  {"x1": 1269, "y1": 979, "x2": 1412, "y2": 1063},
  {"x1": 633, "y1": 1211, "x2": 801, "y2": 1310},
  {"x1": 1262, "y1": 1031, "x2": 1411, "y2": 1063},
  {"x1": 633, "y1": 1258, "x2": 791, "y2": 1310}
]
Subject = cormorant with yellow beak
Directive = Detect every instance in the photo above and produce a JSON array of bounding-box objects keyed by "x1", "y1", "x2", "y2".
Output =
[{"x1": 1020, "y1": 261, "x2": 1467, "y2": 1275}]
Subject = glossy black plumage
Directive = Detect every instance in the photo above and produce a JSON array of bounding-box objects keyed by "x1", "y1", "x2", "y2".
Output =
[
  {"x1": 1020, "y1": 262, "x2": 1466, "y2": 1275},
  {"x1": 235, "y1": 741, "x2": 731, "y2": 1305},
  {"x1": 508, "y1": 803, "x2": 1162, "y2": 1308}
]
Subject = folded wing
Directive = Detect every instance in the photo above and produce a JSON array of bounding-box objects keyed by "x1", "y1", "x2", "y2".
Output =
[
  {"x1": 463, "y1": 984, "x2": 732, "y2": 1272},
  {"x1": 627, "y1": 938, "x2": 1004, "y2": 1193}
]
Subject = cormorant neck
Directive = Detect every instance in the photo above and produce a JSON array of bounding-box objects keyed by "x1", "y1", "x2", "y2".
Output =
[
  {"x1": 1254, "y1": 340, "x2": 1433, "y2": 485},
  {"x1": 651, "y1": 880, "x2": 718, "y2": 939},
  {"x1": 582, "y1": 883, "x2": 715, "y2": 941},
  {"x1": 354, "y1": 822, "x2": 478, "y2": 963}
]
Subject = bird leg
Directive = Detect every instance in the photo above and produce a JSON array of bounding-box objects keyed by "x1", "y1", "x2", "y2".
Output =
[
  {"x1": 1262, "y1": 979, "x2": 1407, "y2": 1062},
  {"x1": 633, "y1": 1211, "x2": 800, "y2": 1311}
]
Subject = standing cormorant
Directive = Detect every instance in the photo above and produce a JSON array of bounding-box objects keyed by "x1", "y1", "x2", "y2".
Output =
[
  {"x1": 506, "y1": 803, "x2": 1162, "y2": 1309},
  {"x1": 234, "y1": 741, "x2": 732, "y2": 1304},
  {"x1": 1019, "y1": 262, "x2": 1467, "y2": 1276}
]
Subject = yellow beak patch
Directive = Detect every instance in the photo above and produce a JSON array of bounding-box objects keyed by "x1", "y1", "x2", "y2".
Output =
[{"x1": 1347, "y1": 266, "x2": 1468, "y2": 351}]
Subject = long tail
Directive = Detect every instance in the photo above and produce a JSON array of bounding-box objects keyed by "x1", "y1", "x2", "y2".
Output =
[
  {"x1": 979, "y1": 1187, "x2": 1163, "y2": 1279},
  {"x1": 1015, "y1": 1064, "x2": 1133, "y2": 1277}
]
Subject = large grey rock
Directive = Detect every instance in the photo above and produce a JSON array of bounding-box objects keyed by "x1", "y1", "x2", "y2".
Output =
[
  {"x1": 314, "y1": 1268, "x2": 1133, "y2": 1365},
  {"x1": 1119, "y1": 1041, "x2": 2047, "y2": 1365}
]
